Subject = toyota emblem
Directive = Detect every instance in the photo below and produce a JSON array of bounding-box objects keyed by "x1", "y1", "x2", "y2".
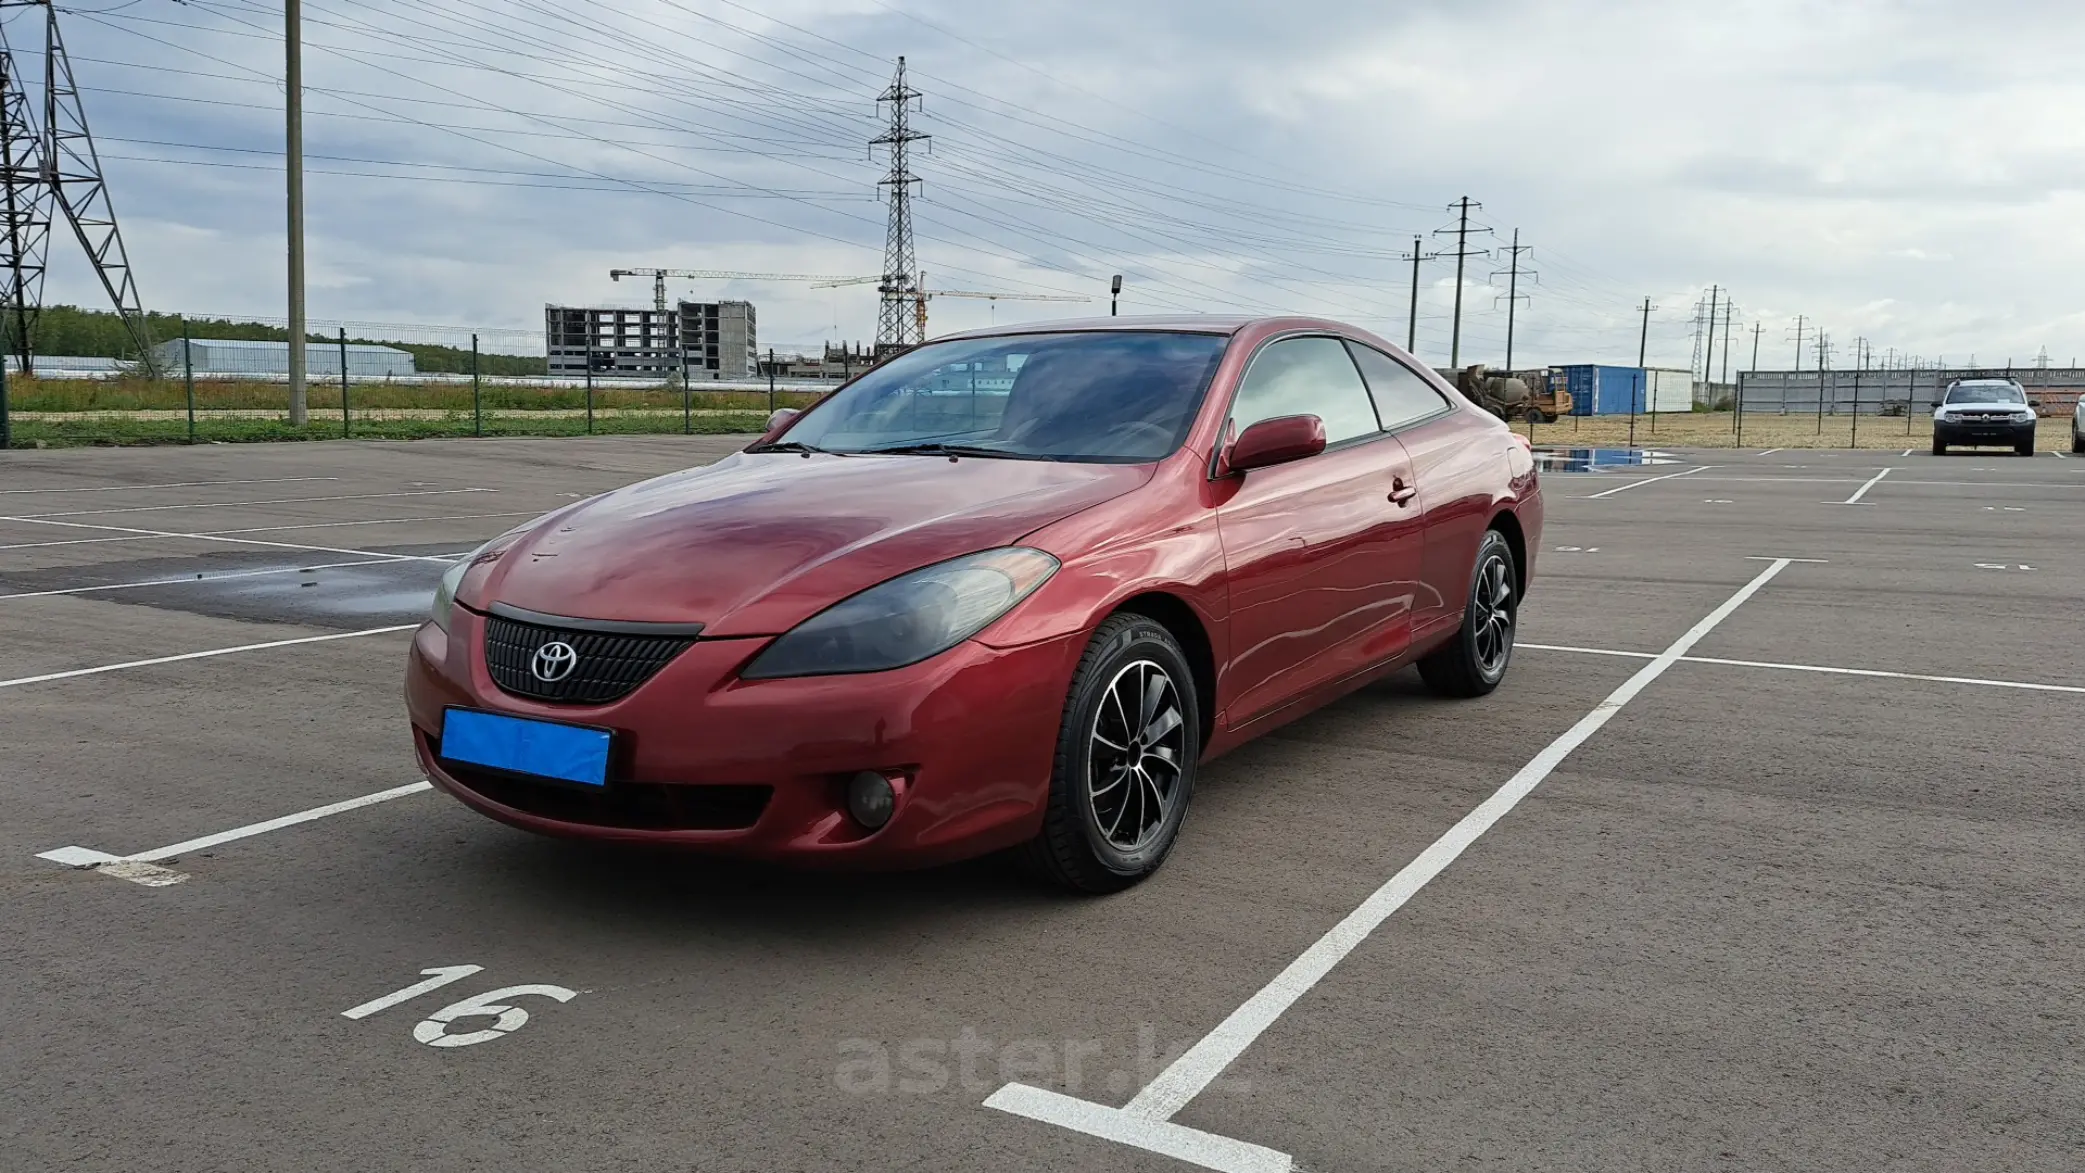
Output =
[{"x1": 531, "y1": 640, "x2": 579, "y2": 683}]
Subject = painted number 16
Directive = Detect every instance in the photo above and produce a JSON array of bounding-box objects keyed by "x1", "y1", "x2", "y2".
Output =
[{"x1": 341, "y1": 965, "x2": 579, "y2": 1048}]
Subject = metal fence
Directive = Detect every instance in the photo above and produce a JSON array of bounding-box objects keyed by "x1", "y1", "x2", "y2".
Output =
[{"x1": 0, "y1": 312, "x2": 848, "y2": 448}]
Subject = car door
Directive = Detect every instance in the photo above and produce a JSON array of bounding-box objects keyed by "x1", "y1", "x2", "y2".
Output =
[
  {"x1": 1345, "y1": 343, "x2": 1497, "y2": 641},
  {"x1": 1215, "y1": 335, "x2": 1426, "y2": 730}
]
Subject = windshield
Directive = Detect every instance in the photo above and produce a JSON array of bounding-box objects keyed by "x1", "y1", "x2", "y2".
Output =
[
  {"x1": 761, "y1": 331, "x2": 1229, "y2": 462},
  {"x1": 1945, "y1": 383, "x2": 2026, "y2": 404}
]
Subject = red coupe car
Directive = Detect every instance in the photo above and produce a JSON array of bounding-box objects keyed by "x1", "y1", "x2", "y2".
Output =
[{"x1": 406, "y1": 316, "x2": 1542, "y2": 891}]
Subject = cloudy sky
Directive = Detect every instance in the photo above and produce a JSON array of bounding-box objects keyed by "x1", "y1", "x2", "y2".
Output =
[{"x1": 21, "y1": 0, "x2": 2085, "y2": 370}]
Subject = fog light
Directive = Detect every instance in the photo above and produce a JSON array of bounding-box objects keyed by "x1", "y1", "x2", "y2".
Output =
[{"x1": 846, "y1": 771, "x2": 896, "y2": 830}]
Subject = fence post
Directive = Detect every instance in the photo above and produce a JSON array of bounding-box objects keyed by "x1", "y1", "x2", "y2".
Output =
[
  {"x1": 183, "y1": 319, "x2": 196, "y2": 444},
  {"x1": 767, "y1": 347, "x2": 776, "y2": 413},
  {"x1": 0, "y1": 345, "x2": 10, "y2": 451},
  {"x1": 1815, "y1": 371, "x2": 1826, "y2": 435},
  {"x1": 1627, "y1": 371, "x2": 1640, "y2": 448},
  {"x1": 1735, "y1": 371, "x2": 1745, "y2": 449},
  {"x1": 1850, "y1": 367, "x2": 1861, "y2": 447},
  {"x1": 338, "y1": 327, "x2": 350, "y2": 438},
  {"x1": 584, "y1": 335, "x2": 595, "y2": 435},
  {"x1": 471, "y1": 333, "x2": 482, "y2": 437},
  {"x1": 1906, "y1": 366, "x2": 1917, "y2": 435}
]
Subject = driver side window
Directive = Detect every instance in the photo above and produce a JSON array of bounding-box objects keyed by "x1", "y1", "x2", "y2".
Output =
[{"x1": 1228, "y1": 336, "x2": 1382, "y2": 445}]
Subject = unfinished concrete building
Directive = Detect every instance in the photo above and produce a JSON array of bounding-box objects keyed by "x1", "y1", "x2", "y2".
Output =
[{"x1": 545, "y1": 300, "x2": 757, "y2": 380}]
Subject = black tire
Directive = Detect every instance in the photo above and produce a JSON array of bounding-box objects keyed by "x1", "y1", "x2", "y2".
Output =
[
  {"x1": 1931, "y1": 439, "x2": 1946, "y2": 456},
  {"x1": 1023, "y1": 613, "x2": 1201, "y2": 894},
  {"x1": 1524, "y1": 407, "x2": 1543, "y2": 424},
  {"x1": 1418, "y1": 529, "x2": 1518, "y2": 699},
  {"x1": 2017, "y1": 439, "x2": 2036, "y2": 456},
  {"x1": 2071, "y1": 431, "x2": 2083, "y2": 454}
]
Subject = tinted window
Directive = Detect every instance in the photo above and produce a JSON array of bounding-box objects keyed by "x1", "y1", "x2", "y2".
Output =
[
  {"x1": 1346, "y1": 342, "x2": 1452, "y2": 429},
  {"x1": 1227, "y1": 336, "x2": 1381, "y2": 444},
  {"x1": 770, "y1": 331, "x2": 1228, "y2": 462}
]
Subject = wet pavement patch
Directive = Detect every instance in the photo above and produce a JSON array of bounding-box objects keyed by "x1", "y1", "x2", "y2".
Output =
[{"x1": 1531, "y1": 447, "x2": 1688, "y2": 472}]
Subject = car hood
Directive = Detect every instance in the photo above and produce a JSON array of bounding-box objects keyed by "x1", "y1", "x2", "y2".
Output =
[{"x1": 470, "y1": 452, "x2": 1151, "y2": 636}]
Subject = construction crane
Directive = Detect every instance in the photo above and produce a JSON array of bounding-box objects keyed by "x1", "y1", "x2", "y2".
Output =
[
  {"x1": 810, "y1": 271, "x2": 1086, "y2": 339},
  {"x1": 608, "y1": 267, "x2": 874, "y2": 314}
]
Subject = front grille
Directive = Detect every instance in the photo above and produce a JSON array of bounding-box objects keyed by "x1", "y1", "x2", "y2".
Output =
[
  {"x1": 482, "y1": 612, "x2": 697, "y2": 704},
  {"x1": 440, "y1": 757, "x2": 771, "y2": 831}
]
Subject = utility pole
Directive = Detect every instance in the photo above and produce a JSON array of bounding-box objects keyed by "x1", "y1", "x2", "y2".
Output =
[
  {"x1": 1815, "y1": 329, "x2": 1831, "y2": 433},
  {"x1": 871, "y1": 57, "x2": 927, "y2": 350},
  {"x1": 1491, "y1": 229, "x2": 1534, "y2": 370},
  {"x1": 1637, "y1": 297, "x2": 1656, "y2": 368},
  {"x1": 1110, "y1": 273, "x2": 1121, "y2": 317},
  {"x1": 285, "y1": 0, "x2": 306, "y2": 424},
  {"x1": 1400, "y1": 235, "x2": 1438, "y2": 354},
  {"x1": 1750, "y1": 320, "x2": 1763, "y2": 372},
  {"x1": 1433, "y1": 197, "x2": 1488, "y2": 369},
  {"x1": 1719, "y1": 296, "x2": 1735, "y2": 386},
  {"x1": 1786, "y1": 315, "x2": 1808, "y2": 418},
  {"x1": 1701, "y1": 286, "x2": 1720, "y2": 391}
]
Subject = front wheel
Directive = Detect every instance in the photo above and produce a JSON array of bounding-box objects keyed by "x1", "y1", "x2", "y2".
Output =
[
  {"x1": 1418, "y1": 529, "x2": 1519, "y2": 699},
  {"x1": 2017, "y1": 438, "x2": 2036, "y2": 456},
  {"x1": 1024, "y1": 614, "x2": 1201, "y2": 893},
  {"x1": 1932, "y1": 438, "x2": 1947, "y2": 456},
  {"x1": 2071, "y1": 431, "x2": 2083, "y2": 454}
]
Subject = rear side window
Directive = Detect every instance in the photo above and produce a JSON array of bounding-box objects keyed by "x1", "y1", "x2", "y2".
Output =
[
  {"x1": 1227, "y1": 336, "x2": 1381, "y2": 444},
  {"x1": 1346, "y1": 342, "x2": 1451, "y2": 429}
]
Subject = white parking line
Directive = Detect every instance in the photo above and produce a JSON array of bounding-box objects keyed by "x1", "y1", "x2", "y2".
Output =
[
  {"x1": 0, "y1": 554, "x2": 469, "y2": 602},
  {"x1": 0, "y1": 625, "x2": 416, "y2": 690},
  {"x1": 0, "y1": 477, "x2": 341, "y2": 496},
  {"x1": 1756, "y1": 448, "x2": 1784, "y2": 456},
  {"x1": 1582, "y1": 466, "x2": 1709, "y2": 499},
  {"x1": 1840, "y1": 467, "x2": 1893, "y2": 504},
  {"x1": 1900, "y1": 448, "x2": 1914, "y2": 457},
  {"x1": 19, "y1": 488, "x2": 494, "y2": 520},
  {"x1": 0, "y1": 514, "x2": 463, "y2": 563},
  {"x1": 1521, "y1": 643, "x2": 2085, "y2": 695},
  {"x1": 0, "y1": 512, "x2": 525, "y2": 552},
  {"x1": 985, "y1": 559, "x2": 1796, "y2": 1171},
  {"x1": 39, "y1": 781, "x2": 433, "y2": 887}
]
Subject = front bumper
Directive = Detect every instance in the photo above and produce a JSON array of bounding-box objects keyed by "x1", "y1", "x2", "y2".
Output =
[
  {"x1": 1935, "y1": 419, "x2": 2034, "y2": 445},
  {"x1": 405, "y1": 606, "x2": 1084, "y2": 866}
]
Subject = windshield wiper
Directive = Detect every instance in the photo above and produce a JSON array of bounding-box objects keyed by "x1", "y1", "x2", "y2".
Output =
[
  {"x1": 748, "y1": 440, "x2": 841, "y2": 455},
  {"x1": 860, "y1": 442, "x2": 1049, "y2": 460}
]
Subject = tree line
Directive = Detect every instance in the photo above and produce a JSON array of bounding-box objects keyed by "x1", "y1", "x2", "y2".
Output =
[{"x1": 1, "y1": 305, "x2": 549, "y2": 376}]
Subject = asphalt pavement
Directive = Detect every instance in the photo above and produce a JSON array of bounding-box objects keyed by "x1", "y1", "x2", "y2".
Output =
[{"x1": 2, "y1": 437, "x2": 2079, "y2": 1172}]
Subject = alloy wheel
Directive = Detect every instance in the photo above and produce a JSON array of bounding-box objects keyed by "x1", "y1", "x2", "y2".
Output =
[
  {"x1": 1473, "y1": 554, "x2": 1515, "y2": 674},
  {"x1": 1087, "y1": 659, "x2": 1187, "y2": 851}
]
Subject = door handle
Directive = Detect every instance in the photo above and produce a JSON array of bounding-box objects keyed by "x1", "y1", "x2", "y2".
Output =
[{"x1": 1389, "y1": 479, "x2": 1418, "y2": 506}]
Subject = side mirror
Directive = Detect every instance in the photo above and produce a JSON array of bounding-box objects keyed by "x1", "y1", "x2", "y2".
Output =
[
  {"x1": 1224, "y1": 414, "x2": 1326, "y2": 473},
  {"x1": 763, "y1": 407, "x2": 799, "y2": 434}
]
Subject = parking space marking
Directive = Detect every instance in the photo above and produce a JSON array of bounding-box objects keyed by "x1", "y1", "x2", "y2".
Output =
[
  {"x1": 0, "y1": 477, "x2": 342, "y2": 496},
  {"x1": 38, "y1": 780, "x2": 433, "y2": 885},
  {"x1": 1900, "y1": 448, "x2": 1914, "y2": 457},
  {"x1": 0, "y1": 554, "x2": 470, "y2": 602},
  {"x1": 1521, "y1": 643, "x2": 2085, "y2": 695},
  {"x1": 0, "y1": 514, "x2": 465, "y2": 563},
  {"x1": 19, "y1": 488, "x2": 495, "y2": 520},
  {"x1": 1838, "y1": 467, "x2": 1893, "y2": 505},
  {"x1": 986, "y1": 560, "x2": 1796, "y2": 1171},
  {"x1": 0, "y1": 625, "x2": 416, "y2": 690},
  {"x1": 1756, "y1": 448, "x2": 1784, "y2": 456},
  {"x1": 1582, "y1": 466, "x2": 1708, "y2": 499}
]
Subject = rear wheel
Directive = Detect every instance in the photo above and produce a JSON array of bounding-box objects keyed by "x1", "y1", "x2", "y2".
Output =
[
  {"x1": 1418, "y1": 529, "x2": 1518, "y2": 699},
  {"x1": 1024, "y1": 614, "x2": 1200, "y2": 893},
  {"x1": 1524, "y1": 407, "x2": 1544, "y2": 424}
]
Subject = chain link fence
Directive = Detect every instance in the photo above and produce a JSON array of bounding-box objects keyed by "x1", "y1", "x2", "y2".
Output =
[{"x1": 0, "y1": 311, "x2": 842, "y2": 448}]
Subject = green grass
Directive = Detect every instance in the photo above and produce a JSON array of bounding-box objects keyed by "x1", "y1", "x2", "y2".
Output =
[
  {"x1": 6, "y1": 410, "x2": 772, "y2": 447},
  {"x1": 4, "y1": 375, "x2": 825, "y2": 414}
]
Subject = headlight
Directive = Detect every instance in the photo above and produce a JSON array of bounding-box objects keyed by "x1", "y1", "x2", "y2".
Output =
[
  {"x1": 742, "y1": 547, "x2": 1060, "y2": 679},
  {"x1": 431, "y1": 529, "x2": 529, "y2": 631}
]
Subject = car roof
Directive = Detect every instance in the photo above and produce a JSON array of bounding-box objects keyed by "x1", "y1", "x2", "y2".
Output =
[{"x1": 931, "y1": 314, "x2": 1352, "y2": 343}]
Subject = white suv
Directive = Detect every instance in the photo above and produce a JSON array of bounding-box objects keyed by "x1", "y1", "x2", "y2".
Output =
[{"x1": 1932, "y1": 379, "x2": 2036, "y2": 456}]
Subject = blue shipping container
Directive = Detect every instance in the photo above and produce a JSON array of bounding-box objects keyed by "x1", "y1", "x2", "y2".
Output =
[{"x1": 1562, "y1": 365, "x2": 1651, "y2": 415}]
